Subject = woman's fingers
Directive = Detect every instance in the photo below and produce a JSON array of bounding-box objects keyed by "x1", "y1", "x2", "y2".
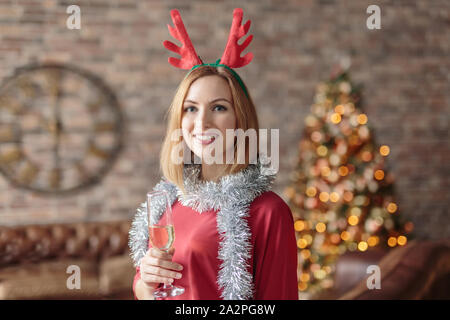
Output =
[
  {"x1": 148, "y1": 247, "x2": 174, "y2": 260},
  {"x1": 142, "y1": 256, "x2": 182, "y2": 271},
  {"x1": 144, "y1": 265, "x2": 183, "y2": 279},
  {"x1": 141, "y1": 272, "x2": 174, "y2": 286},
  {"x1": 142, "y1": 248, "x2": 183, "y2": 271},
  {"x1": 143, "y1": 258, "x2": 183, "y2": 271},
  {"x1": 140, "y1": 258, "x2": 183, "y2": 279},
  {"x1": 139, "y1": 246, "x2": 184, "y2": 288}
]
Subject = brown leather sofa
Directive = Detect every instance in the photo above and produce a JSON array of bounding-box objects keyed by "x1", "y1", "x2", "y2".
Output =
[
  {"x1": 0, "y1": 221, "x2": 135, "y2": 299},
  {"x1": 320, "y1": 238, "x2": 450, "y2": 299},
  {"x1": 1, "y1": 221, "x2": 449, "y2": 300}
]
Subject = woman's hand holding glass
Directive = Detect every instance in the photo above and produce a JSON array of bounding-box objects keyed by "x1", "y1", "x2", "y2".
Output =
[
  {"x1": 139, "y1": 247, "x2": 183, "y2": 289},
  {"x1": 145, "y1": 190, "x2": 185, "y2": 298}
]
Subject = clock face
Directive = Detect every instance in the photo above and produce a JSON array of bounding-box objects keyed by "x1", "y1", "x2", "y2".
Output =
[{"x1": 0, "y1": 64, "x2": 124, "y2": 195}]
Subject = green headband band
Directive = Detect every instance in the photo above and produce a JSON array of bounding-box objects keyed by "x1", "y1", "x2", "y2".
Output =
[{"x1": 187, "y1": 58, "x2": 249, "y2": 98}]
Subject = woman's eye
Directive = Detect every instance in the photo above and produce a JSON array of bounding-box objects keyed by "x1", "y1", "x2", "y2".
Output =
[
  {"x1": 184, "y1": 106, "x2": 196, "y2": 112},
  {"x1": 213, "y1": 105, "x2": 227, "y2": 111}
]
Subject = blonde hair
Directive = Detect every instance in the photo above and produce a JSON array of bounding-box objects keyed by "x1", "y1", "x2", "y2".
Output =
[{"x1": 159, "y1": 66, "x2": 259, "y2": 192}]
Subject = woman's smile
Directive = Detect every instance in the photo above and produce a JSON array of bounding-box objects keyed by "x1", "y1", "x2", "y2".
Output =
[{"x1": 193, "y1": 134, "x2": 217, "y2": 145}]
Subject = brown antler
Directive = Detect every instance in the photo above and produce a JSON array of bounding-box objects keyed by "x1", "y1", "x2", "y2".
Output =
[
  {"x1": 163, "y1": 9, "x2": 202, "y2": 69},
  {"x1": 220, "y1": 8, "x2": 254, "y2": 68}
]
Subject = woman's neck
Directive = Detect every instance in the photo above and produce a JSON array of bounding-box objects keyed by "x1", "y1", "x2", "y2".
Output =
[{"x1": 200, "y1": 163, "x2": 228, "y2": 183}]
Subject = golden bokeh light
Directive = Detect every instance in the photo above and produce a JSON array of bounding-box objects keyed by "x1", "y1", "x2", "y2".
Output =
[
  {"x1": 301, "y1": 249, "x2": 311, "y2": 259},
  {"x1": 374, "y1": 169, "x2": 385, "y2": 180},
  {"x1": 348, "y1": 215, "x2": 359, "y2": 226},
  {"x1": 380, "y1": 145, "x2": 390, "y2": 156},
  {"x1": 294, "y1": 220, "x2": 305, "y2": 231},
  {"x1": 341, "y1": 231, "x2": 350, "y2": 241},
  {"x1": 330, "y1": 192, "x2": 340, "y2": 202},
  {"x1": 319, "y1": 192, "x2": 330, "y2": 202},
  {"x1": 358, "y1": 241, "x2": 368, "y2": 252},
  {"x1": 338, "y1": 165, "x2": 349, "y2": 176},
  {"x1": 331, "y1": 113, "x2": 342, "y2": 124},
  {"x1": 323, "y1": 266, "x2": 332, "y2": 274},
  {"x1": 306, "y1": 186, "x2": 317, "y2": 197},
  {"x1": 330, "y1": 233, "x2": 341, "y2": 244},
  {"x1": 388, "y1": 236, "x2": 397, "y2": 247},
  {"x1": 357, "y1": 114, "x2": 368, "y2": 125},
  {"x1": 321, "y1": 166, "x2": 331, "y2": 177},
  {"x1": 317, "y1": 145, "x2": 328, "y2": 157},
  {"x1": 335, "y1": 104, "x2": 345, "y2": 114},
  {"x1": 297, "y1": 238, "x2": 308, "y2": 249},
  {"x1": 397, "y1": 235, "x2": 407, "y2": 246},
  {"x1": 315, "y1": 222, "x2": 326, "y2": 233},
  {"x1": 361, "y1": 151, "x2": 373, "y2": 162},
  {"x1": 298, "y1": 282, "x2": 308, "y2": 291},
  {"x1": 343, "y1": 191, "x2": 354, "y2": 202},
  {"x1": 368, "y1": 236, "x2": 379, "y2": 247},
  {"x1": 387, "y1": 202, "x2": 398, "y2": 214},
  {"x1": 313, "y1": 269, "x2": 327, "y2": 280},
  {"x1": 300, "y1": 273, "x2": 310, "y2": 282}
]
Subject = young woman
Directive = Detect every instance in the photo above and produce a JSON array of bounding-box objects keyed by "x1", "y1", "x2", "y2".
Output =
[{"x1": 128, "y1": 9, "x2": 298, "y2": 300}]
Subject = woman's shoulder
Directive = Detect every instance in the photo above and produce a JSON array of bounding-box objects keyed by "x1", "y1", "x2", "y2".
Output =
[
  {"x1": 247, "y1": 191, "x2": 295, "y2": 237},
  {"x1": 249, "y1": 191, "x2": 292, "y2": 217},
  {"x1": 251, "y1": 190, "x2": 289, "y2": 207}
]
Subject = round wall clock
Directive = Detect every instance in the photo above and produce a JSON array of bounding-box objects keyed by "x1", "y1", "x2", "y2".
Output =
[{"x1": 0, "y1": 63, "x2": 124, "y2": 195}]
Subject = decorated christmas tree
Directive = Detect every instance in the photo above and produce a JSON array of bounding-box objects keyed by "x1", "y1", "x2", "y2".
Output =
[{"x1": 284, "y1": 68, "x2": 414, "y2": 299}]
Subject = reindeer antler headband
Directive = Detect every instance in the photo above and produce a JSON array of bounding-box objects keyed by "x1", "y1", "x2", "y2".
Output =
[{"x1": 163, "y1": 8, "x2": 253, "y2": 97}]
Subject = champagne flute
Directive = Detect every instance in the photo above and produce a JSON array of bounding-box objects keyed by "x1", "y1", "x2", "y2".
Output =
[{"x1": 147, "y1": 190, "x2": 185, "y2": 298}]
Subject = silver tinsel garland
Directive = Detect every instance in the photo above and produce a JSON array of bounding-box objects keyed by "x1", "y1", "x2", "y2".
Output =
[{"x1": 128, "y1": 158, "x2": 276, "y2": 300}]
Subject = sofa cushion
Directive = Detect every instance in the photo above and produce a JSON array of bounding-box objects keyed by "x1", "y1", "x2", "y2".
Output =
[
  {"x1": 333, "y1": 247, "x2": 387, "y2": 297},
  {"x1": 0, "y1": 259, "x2": 100, "y2": 299},
  {"x1": 99, "y1": 255, "x2": 135, "y2": 298},
  {"x1": 339, "y1": 239, "x2": 450, "y2": 299}
]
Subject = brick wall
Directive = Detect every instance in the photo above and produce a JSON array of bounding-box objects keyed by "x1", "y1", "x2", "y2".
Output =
[{"x1": 0, "y1": 0, "x2": 448, "y2": 240}]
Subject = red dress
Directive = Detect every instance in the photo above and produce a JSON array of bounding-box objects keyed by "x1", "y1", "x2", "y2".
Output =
[{"x1": 133, "y1": 191, "x2": 298, "y2": 300}]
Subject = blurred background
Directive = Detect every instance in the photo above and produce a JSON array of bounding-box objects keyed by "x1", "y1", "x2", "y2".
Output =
[{"x1": 0, "y1": 0, "x2": 448, "y2": 300}]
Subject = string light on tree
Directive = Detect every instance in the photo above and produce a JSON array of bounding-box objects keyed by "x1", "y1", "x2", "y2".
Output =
[{"x1": 284, "y1": 69, "x2": 413, "y2": 299}]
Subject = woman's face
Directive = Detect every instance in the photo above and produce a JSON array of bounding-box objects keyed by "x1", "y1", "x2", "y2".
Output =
[{"x1": 181, "y1": 75, "x2": 237, "y2": 162}]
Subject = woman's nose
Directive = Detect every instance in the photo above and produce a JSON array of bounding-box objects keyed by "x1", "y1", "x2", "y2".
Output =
[{"x1": 194, "y1": 108, "x2": 211, "y2": 130}]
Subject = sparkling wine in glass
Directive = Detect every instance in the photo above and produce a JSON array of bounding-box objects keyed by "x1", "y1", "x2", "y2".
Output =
[{"x1": 147, "y1": 190, "x2": 185, "y2": 298}]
